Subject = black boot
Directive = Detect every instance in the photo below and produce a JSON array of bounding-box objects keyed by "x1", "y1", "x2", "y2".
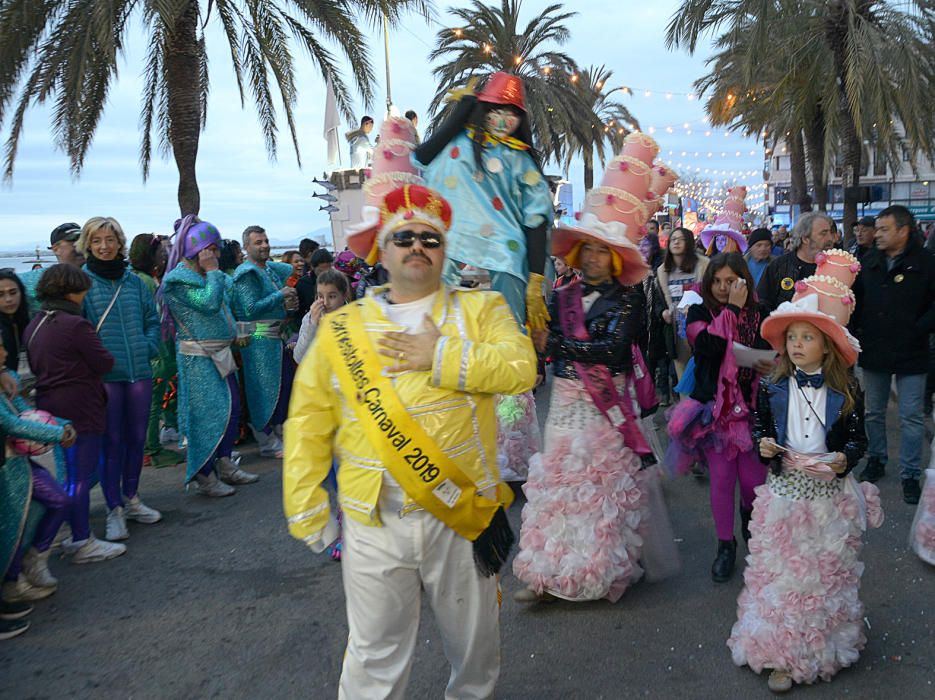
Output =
[
  {"x1": 858, "y1": 457, "x2": 886, "y2": 483},
  {"x1": 711, "y1": 538, "x2": 737, "y2": 583},
  {"x1": 740, "y1": 508, "x2": 753, "y2": 544}
]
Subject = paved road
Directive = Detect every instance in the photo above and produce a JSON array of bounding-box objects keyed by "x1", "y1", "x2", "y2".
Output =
[{"x1": 1, "y1": 397, "x2": 932, "y2": 699}]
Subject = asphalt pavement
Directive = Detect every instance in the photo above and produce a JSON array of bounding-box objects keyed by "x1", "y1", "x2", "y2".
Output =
[{"x1": 1, "y1": 392, "x2": 932, "y2": 699}]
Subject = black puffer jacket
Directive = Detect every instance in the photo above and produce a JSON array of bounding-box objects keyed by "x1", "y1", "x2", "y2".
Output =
[{"x1": 546, "y1": 280, "x2": 643, "y2": 380}]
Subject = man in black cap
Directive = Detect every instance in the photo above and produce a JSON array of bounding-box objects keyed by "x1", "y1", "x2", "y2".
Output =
[
  {"x1": 744, "y1": 227, "x2": 775, "y2": 286},
  {"x1": 849, "y1": 215, "x2": 876, "y2": 261},
  {"x1": 18, "y1": 222, "x2": 85, "y2": 314}
]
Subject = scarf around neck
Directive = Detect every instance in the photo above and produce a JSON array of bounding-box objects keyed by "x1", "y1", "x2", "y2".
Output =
[{"x1": 87, "y1": 254, "x2": 127, "y2": 280}]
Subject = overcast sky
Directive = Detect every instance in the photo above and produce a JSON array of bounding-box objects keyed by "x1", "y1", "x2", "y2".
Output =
[{"x1": 0, "y1": 0, "x2": 761, "y2": 250}]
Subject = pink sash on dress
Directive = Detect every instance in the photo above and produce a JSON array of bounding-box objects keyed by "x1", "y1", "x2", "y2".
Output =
[{"x1": 558, "y1": 282, "x2": 651, "y2": 456}]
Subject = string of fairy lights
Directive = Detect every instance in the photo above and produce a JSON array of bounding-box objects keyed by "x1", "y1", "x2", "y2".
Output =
[{"x1": 428, "y1": 25, "x2": 772, "y2": 218}]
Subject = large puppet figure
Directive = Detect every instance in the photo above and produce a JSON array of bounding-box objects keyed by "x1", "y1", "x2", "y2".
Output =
[
  {"x1": 411, "y1": 73, "x2": 554, "y2": 482},
  {"x1": 414, "y1": 72, "x2": 553, "y2": 330}
]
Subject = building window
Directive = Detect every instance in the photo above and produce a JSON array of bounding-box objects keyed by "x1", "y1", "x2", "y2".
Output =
[
  {"x1": 774, "y1": 186, "x2": 791, "y2": 205},
  {"x1": 901, "y1": 144, "x2": 912, "y2": 162},
  {"x1": 892, "y1": 182, "x2": 910, "y2": 202},
  {"x1": 869, "y1": 183, "x2": 890, "y2": 203},
  {"x1": 872, "y1": 153, "x2": 887, "y2": 177},
  {"x1": 774, "y1": 155, "x2": 790, "y2": 171}
]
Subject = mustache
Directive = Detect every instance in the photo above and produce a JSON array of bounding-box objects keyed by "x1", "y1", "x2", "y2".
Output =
[{"x1": 404, "y1": 252, "x2": 432, "y2": 264}]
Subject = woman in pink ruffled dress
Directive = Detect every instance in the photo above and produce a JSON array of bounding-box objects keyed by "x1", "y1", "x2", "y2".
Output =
[
  {"x1": 729, "y1": 265, "x2": 883, "y2": 693},
  {"x1": 512, "y1": 147, "x2": 679, "y2": 603}
]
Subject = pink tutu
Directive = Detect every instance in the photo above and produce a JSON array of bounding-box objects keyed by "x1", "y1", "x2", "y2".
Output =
[
  {"x1": 728, "y1": 470, "x2": 884, "y2": 684},
  {"x1": 496, "y1": 391, "x2": 542, "y2": 482},
  {"x1": 513, "y1": 380, "x2": 651, "y2": 602},
  {"x1": 910, "y1": 468, "x2": 935, "y2": 566},
  {"x1": 665, "y1": 398, "x2": 753, "y2": 476}
]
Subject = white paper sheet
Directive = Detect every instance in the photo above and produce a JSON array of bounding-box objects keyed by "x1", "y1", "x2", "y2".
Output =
[{"x1": 731, "y1": 341, "x2": 778, "y2": 369}]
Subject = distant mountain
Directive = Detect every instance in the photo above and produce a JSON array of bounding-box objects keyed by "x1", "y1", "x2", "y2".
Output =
[{"x1": 269, "y1": 226, "x2": 331, "y2": 248}]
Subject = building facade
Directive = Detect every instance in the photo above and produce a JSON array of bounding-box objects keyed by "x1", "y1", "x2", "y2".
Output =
[{"x1": 765, "y1": 142, "x2": 935, "y2": 225}]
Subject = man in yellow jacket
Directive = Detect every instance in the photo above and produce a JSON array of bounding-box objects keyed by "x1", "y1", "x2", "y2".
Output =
[{"x1": 283, "y1": 184, "x2": 537, "y2": 699}]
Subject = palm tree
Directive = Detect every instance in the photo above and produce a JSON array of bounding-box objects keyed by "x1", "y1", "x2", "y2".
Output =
[
  {"x1": 691, "y1": 13, "x2": 825, "y2": 211},
  {"x1": 562, "y1": 65, "x2": 639, "y2": 192},
  {"x1": 666, "y1": 0, "x2": 935, "y2": 233},
  {"x1": 426, "y1": 0, "x2": 593, "y2": 165},
  {"x1": 0, "y1": 0, "x2": 432, "y2": 216}
]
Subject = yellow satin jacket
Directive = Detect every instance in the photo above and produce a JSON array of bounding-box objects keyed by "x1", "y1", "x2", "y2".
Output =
[{"x1": 283, "y1": 285, "x2": 537, "y2": 549}]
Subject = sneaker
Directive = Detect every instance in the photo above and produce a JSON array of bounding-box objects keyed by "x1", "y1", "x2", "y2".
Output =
[
  {"x1": 259, "y1": 434, "x2": 284, "y2": 459},
  {"x1": 217, "y1": 457, "x2": 259, "y2": 485},
  {"x1": 66, "y1": 534, "x2": 127, "y2": 564},
  {"x1": 858, "y1": 457, "x2": 886, "y2": 483},
  {"x1": 767, "y1": 669, "x2": 793, "y2": 693},
  {"x1": 125, "y1": 496, "x2": 163, "y2": 524},
  {"x1": 193, "y1": 472, "x2": 236, "y2": 498},
  {"x1": 2, "y1": 575, "x2": 55, "y2": 602},
  {"x1": 106, "y1": 507, "x2": 129, "y2": 541},
  {"x1": 513, "y1": 587, "x2": 556, "y2": 603},
  {"x1": 0, "y1": 599, "x2": 33, "y2": 621},
  {"x1": 22, "y1": 549, "x2": 57, "y2": 588},
  {"x1": 0, "y1": 618, "x2": 29, "y2": 640},
  {"x1": 49, "y1": 522, "x2": 72, "y2": 552},
  {"x1": 903, "y1": 478, "x2": 921, "y2": 505},
  {"x1": 159, "y1": 427, "x2": 180, "y2": 445}
]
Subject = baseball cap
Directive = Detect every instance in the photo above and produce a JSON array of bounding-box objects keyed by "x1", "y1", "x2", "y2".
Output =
[
  {"x1": 857, "y1": 215, "x2": 876, "y2": 227},
  {"x1": 48, "y1": 222, "x2": 81, "y2": 249}
]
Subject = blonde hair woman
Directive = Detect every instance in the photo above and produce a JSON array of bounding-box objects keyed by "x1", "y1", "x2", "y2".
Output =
[{"x1": 79, "y1": 217, "x2": 162, "y2": 545}]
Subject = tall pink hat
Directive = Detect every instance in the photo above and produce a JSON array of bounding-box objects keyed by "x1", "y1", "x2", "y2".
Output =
[
  {"x1": 761, "y1": 273, "x2": 861, "y2": 366},
  {"x1": 813, "y1": 248, "x2": 861, "y2": 287},
  {"x1": 700, "y1": 185, "x2": 748, "y2": 253},
  {"x1": 346, "y1": 117, "x2": 425, "y2": 263},
  {"x1": 552, "y1": 131, "x2": 669, "y2": 285},
  {"x1": 645, "y1": 162, "x2": 679, "y2": 217}
]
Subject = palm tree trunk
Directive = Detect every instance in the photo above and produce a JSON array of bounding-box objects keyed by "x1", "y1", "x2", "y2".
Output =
[
  {"x1": 165, "y1": 2, "x2": 202, "y2": 216},
  {"x1": 827, "y1": 10, "x2": 861, "y2": 236},
  {"x1": 583, "y1": 150, "x2": 594, "y2": 192},
  {"x1": 789, "y1": 129, "x2": 810, "y2": 213},
  {"x1": 805, "y1": 109, "x2": 828, "y2": 211}
]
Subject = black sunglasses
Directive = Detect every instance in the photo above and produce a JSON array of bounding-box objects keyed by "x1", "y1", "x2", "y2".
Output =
[{"x1": 390, "y1": 230, "x2": 443, "y2": 249}]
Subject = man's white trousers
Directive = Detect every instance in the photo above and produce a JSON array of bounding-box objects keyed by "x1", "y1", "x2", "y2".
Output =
[{"x1": 338, "y1": 485, "x2": 500, "y2": 700}]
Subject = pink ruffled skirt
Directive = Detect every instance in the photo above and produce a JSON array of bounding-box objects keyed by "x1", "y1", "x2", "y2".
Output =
[
  {"x1": 728, "y1": 469, "x2": 884, "y2": 684},
  {"x1": 512, "y1": 378, "x2": 677, "y2": 602},
  {"x1": 910, "y1": 468, "x2": 935, "y2": 566},
  {"x1": 496, "y1": 391, "x2": 542, "y2": 482}
]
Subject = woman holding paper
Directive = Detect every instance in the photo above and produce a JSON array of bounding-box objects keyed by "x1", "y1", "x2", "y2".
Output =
[{"x1": 666, "y1": 252, "x2": 775, "y2": 583}]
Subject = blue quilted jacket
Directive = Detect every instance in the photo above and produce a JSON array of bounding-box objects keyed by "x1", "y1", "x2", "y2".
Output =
[{"x1": 82, "y1": 267, "x2": 160, "y2": 382}]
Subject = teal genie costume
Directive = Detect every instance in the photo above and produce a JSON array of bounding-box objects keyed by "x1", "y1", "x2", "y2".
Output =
[
  {"x1": 159, "y1": 218, "x2": 243, "y2": 483},
  {"x1": 0, "y1": 373, "x2": 67, "y2": 580},
  {"x1": 231, "y1": 259, "x2": 293, "y2": 432}
]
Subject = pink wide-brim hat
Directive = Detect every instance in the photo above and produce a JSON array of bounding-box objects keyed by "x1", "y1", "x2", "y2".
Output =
[
  {"x1": 760, "y1": 276, "x2": 860, "y2": 366},
  {"x1": 552, "y1": 215, "x2": 649, "y2": 286}
]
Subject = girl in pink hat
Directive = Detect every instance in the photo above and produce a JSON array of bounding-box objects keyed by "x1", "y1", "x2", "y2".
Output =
[{"x1": 728, "y1": 272, "x2": 883, "y2": 693}]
